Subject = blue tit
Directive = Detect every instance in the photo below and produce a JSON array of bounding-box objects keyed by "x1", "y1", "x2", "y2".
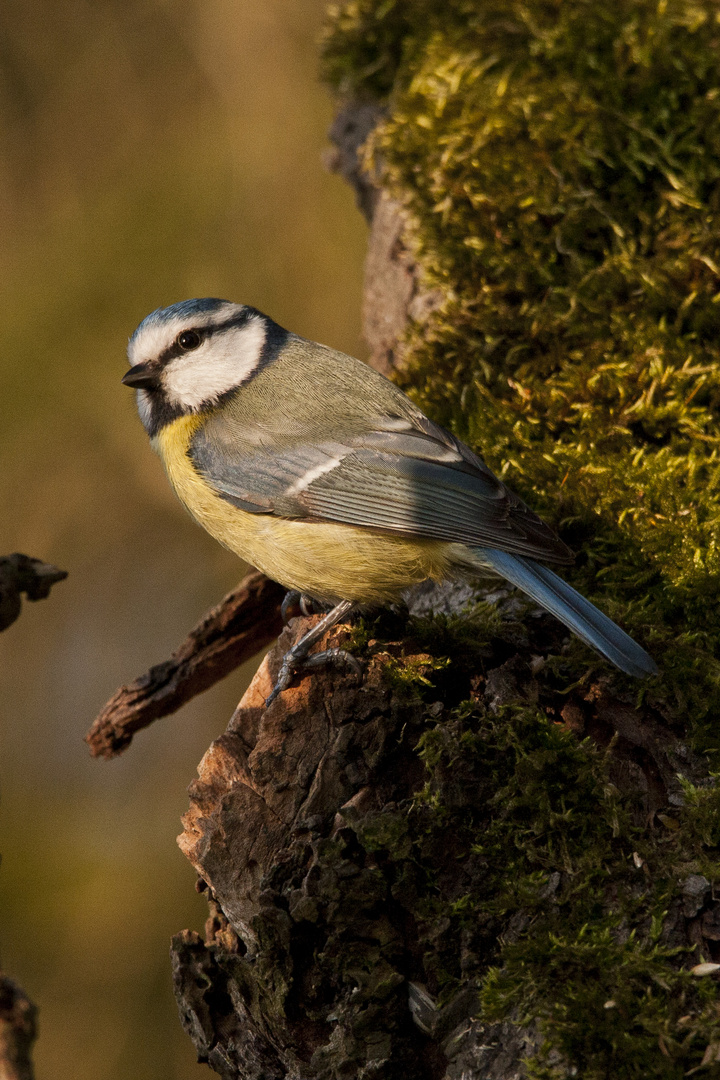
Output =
[{"x1": 122, "y1": 297, "x2": 658, "y2": 700}]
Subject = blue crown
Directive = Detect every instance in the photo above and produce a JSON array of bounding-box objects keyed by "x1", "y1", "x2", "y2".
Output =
[{"x1": 130, "y1": 298, "x2": 231, "y2": 342}]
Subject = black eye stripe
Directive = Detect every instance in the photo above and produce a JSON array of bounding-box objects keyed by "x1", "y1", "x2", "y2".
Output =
[{"x1": 156, "y1": 308, "x2": 257, "y2": 367}]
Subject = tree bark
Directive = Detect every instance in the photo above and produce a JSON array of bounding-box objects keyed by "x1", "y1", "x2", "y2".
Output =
[
  {"x1": 85, "y1": 570, "x2": 285, "y2": 759},
  {"x1": 326, "y1": 101, "x2": 442, "y2": 379},
  {"x1": 171, "y1": 609, "x2": 546, "y2": 1080},
  {"x1": 169, "y1": 578, "x2": 707, "y2": 1078}
]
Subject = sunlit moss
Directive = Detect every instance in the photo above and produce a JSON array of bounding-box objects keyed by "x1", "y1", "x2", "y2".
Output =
[
  {"x1": 322, "y1": 1, "x2": 720, "y2": 1074},
  {"x1": 323, "y1": 0, "x2": 720, "y2": 743}
]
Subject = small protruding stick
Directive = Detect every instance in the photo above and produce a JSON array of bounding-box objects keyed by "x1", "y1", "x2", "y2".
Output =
[
  {"x1": 85, "y1": 570, "x2": 285, "y2": 760},
  {"x1": 0, "y1": 554, "x2": 67, "y2": 633},
  {"x1": 0, "y1": 974, "x2": 37, "y2": 1080}
]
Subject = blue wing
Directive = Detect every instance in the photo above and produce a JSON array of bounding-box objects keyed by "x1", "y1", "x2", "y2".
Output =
[{"x1": 189, "y1": 396, "x2": 657, "y2": 677}]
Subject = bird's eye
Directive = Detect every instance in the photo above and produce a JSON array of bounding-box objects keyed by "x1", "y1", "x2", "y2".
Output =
[{"x1": 177, "y1": 330, "x2": 201, "y2": 351}]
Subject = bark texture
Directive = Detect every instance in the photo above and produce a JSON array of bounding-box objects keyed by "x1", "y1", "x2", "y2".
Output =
[
  {"x1": 326, "y1": 101, "x2": 441, "y2": 378},
  {"x1": 170, "y1": 590, "x2": 707, "y2": 1078},
  {"x1": 171, "y1": 610, "x2": 544, "y2": 1079}
]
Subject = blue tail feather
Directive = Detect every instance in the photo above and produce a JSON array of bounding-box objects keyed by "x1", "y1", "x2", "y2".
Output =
[{"x1": 476, "y1": 548, "x2": 658, "y2": 678}]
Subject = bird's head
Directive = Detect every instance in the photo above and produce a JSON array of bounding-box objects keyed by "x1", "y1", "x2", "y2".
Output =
[{"x1": 122, "y1": 298, "x2": 286, "y2": 435}]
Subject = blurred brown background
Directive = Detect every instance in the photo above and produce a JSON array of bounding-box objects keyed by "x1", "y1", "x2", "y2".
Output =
[{"x1": 0, "y1": 1, "x2": 366, "y2": 1076}]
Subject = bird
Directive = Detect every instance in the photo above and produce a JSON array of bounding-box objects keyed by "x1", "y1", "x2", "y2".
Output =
[{"x1": 122, "y1": 298, "x2": 658, "y2": 702}]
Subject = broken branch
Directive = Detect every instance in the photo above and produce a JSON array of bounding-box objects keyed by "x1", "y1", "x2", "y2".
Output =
[{"x1": 85, "y1": 570, "x2": 285, "y2": 759}]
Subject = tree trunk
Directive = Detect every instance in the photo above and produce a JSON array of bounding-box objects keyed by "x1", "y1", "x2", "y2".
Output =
[{"x1": 168, "y1": 5, "x2": 720, "y2": 1077}]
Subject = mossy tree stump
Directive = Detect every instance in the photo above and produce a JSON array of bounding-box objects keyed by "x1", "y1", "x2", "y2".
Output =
[{"x1": 171, "y1": 4, "x2": 720, "y2": 1077}]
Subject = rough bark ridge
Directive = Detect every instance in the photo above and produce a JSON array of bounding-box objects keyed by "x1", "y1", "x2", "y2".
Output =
[
  {"x1": 325, "y1": 101, "x2": 441, "y2": 379},
  {"x1": 171, "y1": 608, "x2": 550, "y2": 1080}
]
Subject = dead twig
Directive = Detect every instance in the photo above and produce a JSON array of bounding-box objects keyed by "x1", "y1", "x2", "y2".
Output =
[
  {"x1": 85, "y1": 569, "x2": 285, "y2": 759},
  {"x1": 0, "y1": 554, "x2": 67, "y2": 632}
]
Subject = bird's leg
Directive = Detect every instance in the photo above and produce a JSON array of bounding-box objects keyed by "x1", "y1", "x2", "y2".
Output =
[
  {"x1": 281, "y1": 590, "x2": 331, "y2": 624},
  {"x1": 266, "y1": 599, "x2": 361, "y2": 707}
]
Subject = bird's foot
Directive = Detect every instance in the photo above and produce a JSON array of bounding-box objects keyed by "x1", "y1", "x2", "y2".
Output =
[
  {"x1": 302, "y1": 647, "x2": 363, "y2": 677},
  {"x1": 266, "y1": 599, "x2": 360, "y2": 707}
]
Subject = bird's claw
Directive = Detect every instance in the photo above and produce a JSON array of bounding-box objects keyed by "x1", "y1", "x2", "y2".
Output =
[
  {"x1": 265, "y1": 599, "x2": 359, "y2": 707},
  {"x1": 264, "y1": 674, "x2": 289, "y2": 709},
  {"x1": 302, "y1": 647, "x2": 363, "y2": 679},
  {"x1": 265, "y1": 647, "x2": 363, "y2": 707}
]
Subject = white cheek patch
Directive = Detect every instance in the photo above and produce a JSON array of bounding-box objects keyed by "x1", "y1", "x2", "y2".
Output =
[{"x1": 162, "y1": 317, "x2": 267, "y2": 411}]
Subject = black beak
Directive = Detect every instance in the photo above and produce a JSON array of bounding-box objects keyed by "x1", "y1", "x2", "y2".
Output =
[{"x1": 121, "y1": 363, "x2": 158, "y2": 390}]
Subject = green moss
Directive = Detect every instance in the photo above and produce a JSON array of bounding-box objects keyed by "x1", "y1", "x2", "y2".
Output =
[
  {"x1": 322, "y1": 1, "x2": 720, "y2": 1074},
  {"x1": 321, "y1": 0, "x2": 414, "y2": 96},
  {"x1": 346, "y1": 601, "x2": 514, "y2": 704},
  {"x1": 347, "y1": 693, "x2": 720, "y2": 1076},
  {"x1": 675, "y1": 774, "x2": 720, "y2": 872},
  {"x1": 322, "y1": 0, "x2": 720, "y2": 749},
  {"x1": 379, "y1": 650, "x2": 451, "y2": 696},
  {"x1": 414, "y1": 704, "x2": 629, "y2": 916},
  {"x1": 482, "y1": 928, "x2": 720, "y2": 1080}
]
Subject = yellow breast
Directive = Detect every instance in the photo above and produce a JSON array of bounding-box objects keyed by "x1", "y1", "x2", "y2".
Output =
[{"x1": 154, "y1": 415, "x2": 456, "y2": 603}]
